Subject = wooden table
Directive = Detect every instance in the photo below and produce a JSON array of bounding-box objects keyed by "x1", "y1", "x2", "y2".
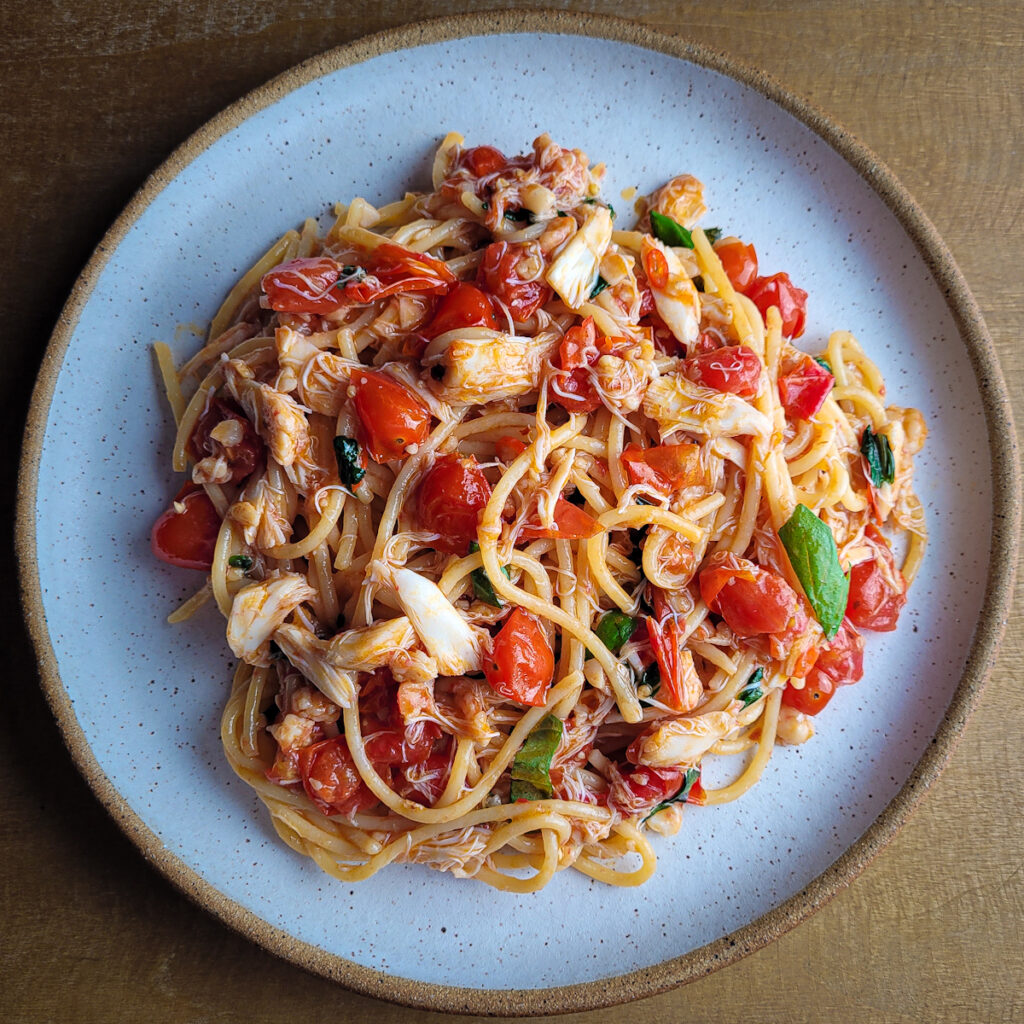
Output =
[{"x1": 4, "y1": 3, "x2": 1021, "y2": 1021}]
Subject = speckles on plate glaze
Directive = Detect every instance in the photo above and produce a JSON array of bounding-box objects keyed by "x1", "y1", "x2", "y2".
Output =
[{"x1": 28, "y1": 25, "x2": 999, "y2": 1002}]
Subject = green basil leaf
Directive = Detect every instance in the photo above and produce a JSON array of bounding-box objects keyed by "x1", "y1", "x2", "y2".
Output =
[
  {"x1": 692, "y1": 275, "x2": 705, "y2": 292},
  {"x1": 509, "y1": 715, "x2": 563, "y2": 801},
  {"x1": 737, "y1": 666, "x2": 764, "y2": 706},
  {"x1": 649, "y1": 210, "x2": 694, "y2": 249},
  {"x1": 334, "y1": 265, "x2": 366, "y2": 290},
  {"x1": 227, "y1": 554, "x2": 253, "y2": 570},
  {"x1": 814, "y1": 356, "x2": 833, "y2": 374},
  {"x1": 636, "y1": 661, "x2": 661, "y2": 704},
  {"x1": 589, "y1": 274, "x2": 610, "y2": 299},
  {"x1": 860, "y1": 425, "x2": 895, "y2": 487},
  {"x1": 333, "y1": 436, "x2": 366, "y2": 487},
  {"x1": 467, "y1": 540, "x2": 509, "y2": 608},
  {"x1": 703, "y1": 227, "x2": 722, "y2": 244},
  {"x1": 778, "y1": 504, "x2": 849, "y2": 639},
  {"x1": 642, "y1": 766, "x2": 701, "y2": 823},
  {"x1": 504, "y1": 207, "x2": 532, "y2": 223},
  {"x1": 595, "y1": 611, "x2": 638, "y2": 653}
]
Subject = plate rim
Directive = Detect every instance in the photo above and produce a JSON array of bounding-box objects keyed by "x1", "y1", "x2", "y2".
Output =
[{"x1": 15, "y1": 9, "x2": 1021, "y2": 1017}]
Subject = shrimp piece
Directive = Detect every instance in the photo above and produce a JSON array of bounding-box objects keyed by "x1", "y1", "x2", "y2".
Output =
[
  {"x1": 640, "y1": 236, "x2": 701, "y2": 347},
  {"x1": 776, "y1": 704, "x2": 815, "y2": 745},
  {"x1": 273, "y1": 621, "x2": 357, "y2": 708},
  {"x1": 226, "y1": 572, "x2": 316, "y2": 667}
]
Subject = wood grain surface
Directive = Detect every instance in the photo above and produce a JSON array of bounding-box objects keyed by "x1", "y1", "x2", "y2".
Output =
[{"x1": 3, "y1": 2, "x2": 1021, "y2": 1022}]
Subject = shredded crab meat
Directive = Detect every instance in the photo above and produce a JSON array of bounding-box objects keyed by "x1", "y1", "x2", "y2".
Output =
[{"x1": 226, "y1": 572, "x2": 317, "y2": 667}]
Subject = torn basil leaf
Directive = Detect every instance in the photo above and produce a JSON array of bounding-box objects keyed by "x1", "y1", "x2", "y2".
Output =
[
  {"x1": 509, "y1": 715, "x2": 563, "y2": 801},
  {"x1": 737, "y1": 667, "x2": 764, "y2": 706},
  {"x1": 467, "y1": 541, "x2": 510, "y2": 608},
  {"x1": 649, "y1": 210, "x2": 694, "y2": 249},
  {"x1": 594, "y1": 611, "x2": 637, "y2": 654},
  {"x1": 333, "y1": 436, "x2": 366, "y2": 487},
  {"x1": 860, "y1": 425, "x2": 895, "y2": 487},
  {"x1": 642, "y1": 767, "x2": 701, "y2": 823},
  {"x1": 589, "y1": 274, "x2": 610, "y2": 299}
]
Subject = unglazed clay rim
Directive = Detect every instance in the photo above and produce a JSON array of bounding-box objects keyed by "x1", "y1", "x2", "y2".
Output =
[{"x1": 15, "y1": 10, "x2": 1021, "y2": 1017}]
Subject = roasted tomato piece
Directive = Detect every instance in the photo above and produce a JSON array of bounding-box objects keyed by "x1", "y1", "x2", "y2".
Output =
[
  {"x1": 746, "y1": 272, "x2": 808, "y2": 339},
  {"x1": 846, "y1": 526, "x2": 907, "y2": 631},
  {"x1": 416, "y1": 453, "x2": 492, "y2": 554},
  {"x1": 483, "y1": 608, "x2": 555, "y2": 706},
  {"x1": 297, "y1": 737, "x2": 378, "y2": 816},
  {"x1": 477, "y1": 240, "x2": 552, "y2": 320},
  {"x1": 778, "y1": 354, "x2": 833, "y2": 420},
  {"x1": 712, "y1": 237, "x2": 758, "y2": 293},
  {"x1": 519, "y1": 497, "x2": 600, "y2": 541},
  {"x1": 699, "y1": 551, "x2": 802, "y2": 637},
  {"x1": 151, "y1": 483, "x2": 221, "y2": 570},
  {"x1": 186, "y1": 396, "x2": 263, "y2": 484},
  {"x1": 682, "y1": 345, "x2": 762, "y2": 397},
  {"x1": 421, "y1": 281, "x2": 499, "y2": 339},
  {"x1": 620, "y1": 442, "x2": 703, "y2": 494},
  {"x1": 351, "y1": 369, "x2": 431, "y2": 463}
]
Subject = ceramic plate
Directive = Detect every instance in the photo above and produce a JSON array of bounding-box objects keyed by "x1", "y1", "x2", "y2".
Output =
[{"x1": 17, "y1": 12, "x2": 1019, "y2": 1016}]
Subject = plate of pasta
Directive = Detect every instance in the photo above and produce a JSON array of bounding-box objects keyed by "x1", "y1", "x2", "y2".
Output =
[{"x1": 18, "y1": 12, "x2": 1018, "y2": 1015}]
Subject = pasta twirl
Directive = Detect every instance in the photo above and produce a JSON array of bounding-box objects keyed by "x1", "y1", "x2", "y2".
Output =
[{"x1": 151, "y1": 134, "x2": 927, "y2": 891}]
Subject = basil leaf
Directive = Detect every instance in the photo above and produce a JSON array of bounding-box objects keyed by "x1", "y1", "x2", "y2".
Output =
[
  {"x1": 814, "y1": 356, "x2": 833, "y2": 374},
  {"x1": 582, "y1": 197, "x2": 614, "y2": 218},
  {"x1": 509, "y1": 715, "x2": 563, "y2": 801},
  {"x1": 636, "y1": 661, "x2": 661, "y2": 704},
  {"x1": 704, "y1": 227, "x2": 722, "y2": 244},
  {"x1": 778, "y1": 503, "x2": 849, "y2": 639},
  {"x1": 860, "y1": 425, "x2": 895, "y2": 487},
  {"x1": 649, "y1": 210, "x2": 694, "y2": 249},
  {"x1": 333, "y1": 436, "x2": 366, "y2": 487},
  {"x1": 589, "y1": 274, "x2": 610, "y2": 299},
  {"x1": 228, "y1": 554, "x2": 253, "y2": 570},
  {"x1": 504, "y1": 207, "x2": 532, "y2": 223},
  {"x1": 595, "y1": 611, "x2": 638, "y2": 653},
  {"x1": 467, "y1": 541, "x2": 509, "y2": 608},
  {"x1": 737, "y1": 666, "x2": 764, "y2": 707},
  {"x1": 642, "y1": 767, "x2": 701, "y2": 823},
  {"x1": 692, "y1": 275, "x2": 705, "y2": 292},
  {"x1": 334, "y1": 265, "x2": 367, "y2": 290}
]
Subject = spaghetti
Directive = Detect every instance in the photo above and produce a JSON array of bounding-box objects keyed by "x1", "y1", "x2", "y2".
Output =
[{"x1": 152, "y1": 134, "x2": 927, "y2": 891}]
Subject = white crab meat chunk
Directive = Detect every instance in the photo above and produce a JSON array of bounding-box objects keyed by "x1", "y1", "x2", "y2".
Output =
[
  {"x1": 643, "y1": 373, "x2": 771, "y2": 440},
  {"x1": 273, "y1": 621, "x2": 357, "y2": 708},
  {"x1": 327, "y1": 617, "x2": 417, "y2": 670},
  {"x1": 631, "y1": 711, "x2": 736, "y2": 768},
  {"x1": 226, "y1": 572, "x2": 316, "y2": 667},
  {"x1": 775, "y1": 704, "x2": 815, "y2": 746},
  {"x1": 640, "y1": 236, "x2": 701, "y2": 348},
  {"x1": 423, "y1": 328, "x2": 559, "y2": 404},
  {"x1": 275, "y1": 327, "x2": 360, "y2": 417},
  {"x1": 545, "y1": 204, "x2": 613, "y2": 309},
  {"x1": 384, "y1": 566, "x2": 485, "y2": 676},
  {"x1": 224, "y1": 359, "x2": 312, "y2": 468}
]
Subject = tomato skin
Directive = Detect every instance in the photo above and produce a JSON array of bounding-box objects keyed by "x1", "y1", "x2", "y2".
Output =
[
  {"x1": 778, "y1": 355, "x2": 833, "y2": 420},
  {"x1": 460, "y1": 145, "x2": 507, "y2": 178},
  {"x1": 484, "y1": 608, "x2": 555, "y2": 706},
  {"x1": 416, "y1": 454, "x2": 492, "y2": 554},
  {"x1": 421, "y1": 282, "x2": 499, "y2": 339},
  {"x1": 186, "y1": 397, "x2": 263, "y2": 484},
  {"x1": 607, "y1": 763, "x2": 686, "y2": 816},
  {"x1": 549, "y1": 317, "x2": 601, "y2": 413},
  {"x1": 393, "y1": 750, "x2": 452, "y2": 806},
  {"x1": 713, "y1": 237, "x2": 759, "y2": 292},
  {"x1": 364, "y1": 720, "x2": 443, "y2": 769},
  {"x1": 846, "y1": 526, "x2": 907, "y2": 631},
  {"x1": 262, "y1": 256, "x2": 345, "y2": 314},
  {"x1": 341, "y1": 243, "x2": 456, "y2": 305},
  {"x1": 620, "y1": 442, "x2": 703, "y2": 494},
  {"x1": 810, "y1": 619, "x2": 865, "y2": 689},
  {"x1": 495, "y1": 435, "x2": 528, "y2": 462},
  {"x1": 746, "y1": 272, "x2": 809, "y2": 339},
  {"x1": 477, "y1": 241, "x2": 552, "y2": 321},
  {"x1": 519, "y1": 497, "x2": 600, "y2": 541},
  {"x1": 682, "y1": 345, "x2": 762, "y2": 398},
  {"x1": 699, "y1": 551, "x2": 801, "y2": 637},
  {"x1": 151, "y1": 484, "x2": 221, "y2": 570},
  {"x1": 297, "y1": 737, "x2": 378, "y2": 816},
  {"x1": 781, "y1": 680, "x2": 836, "y2": 716},
  {"x1": 351, "y1": 369, "x2": 431, "y2": 463}
]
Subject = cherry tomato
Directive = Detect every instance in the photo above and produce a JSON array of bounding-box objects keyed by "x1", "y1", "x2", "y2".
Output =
[
  {"x1": 478, "y1": 241, "x2": 552, "y2": 321},
  {"x1": 682, "y1": 345, "x2": 762, "y2": 398},
  {"x1": 297, "y1": 737, "x2": 378, "y2": 816},
  {"x1": 846, "y1": 526, "x2": 907, "y2": 631},
  {"x1": 186, "y1": 396, "x2": 263, "y2": 484},
  {"x1": 421, "y1": 282, "x2": 499, "y2": 339},
  {"x1": 341, "y1": 243, "x2": 457, "y2": 305},
  {"x1": 781, "y1": 680, "x2": 837, "y2": 716},
  {"x1": 746, "y1": 272, "x2": 809, "y2": 339},
  {"x1": 620, "y1": 442, "x2": 702, "y2": 494},
  {"x1": 549, "y1": 317, "x2": 601, "y2": 413},
  {"x1": 262, "y1": 256, "x2": 346, "y2": 314},
  {"x1": 393, "y1": 751, "x2": 453, "y2": 807},
  {"x1": 699, "y1": 551, "x2": 801, "y2": 637},
  {"x1": 642, "y1": 246, "x2": 669, "y2": 289},
  {"x1": 810, "y1": 619, "x2": 865, "y2": 689},
  {"x1": 151, "y1": 483, "x2": 221, "y2": 570},
  {"x1": 519, "y1": 497, "x2": 600, "y2": 541},
  {"x1": 484, "y1": 608, "x2": 555, "y2": 706},
  {"x1": 607, "y1": 763, "x2": 684, "y2": 816},
  {"x1": 460, "y1": 145, "x2": 507, "y2": 178},
  {"x1": 712, "y1": 237, "x2": 758, "y2": 292},
  {"x1": 778, "y1": 354, "x2": 833, "y2": 420},
  {"x1": 495, "y1": 435, "x2": 528, "y2": 462},
  {"x1": 352, "y1": 369, "x2": 431, "y2": 463},
  {"x1": 416, "y1": 454, "x2": 492, "y2": 554},
  {"x1": 364, "y1": 720, "x2": 444, "y2": 768}
]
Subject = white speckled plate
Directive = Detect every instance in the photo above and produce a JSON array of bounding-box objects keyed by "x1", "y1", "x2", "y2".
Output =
[{"x1": 17, "y1": 13, "x2": 1019, "y2": 1016}]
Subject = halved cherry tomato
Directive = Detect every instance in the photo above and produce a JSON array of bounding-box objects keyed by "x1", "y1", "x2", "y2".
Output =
[
  {"x1": 393, "y1": 750, "x2": 453, "y2": 807},
  {"x1": 746, "y1": 272, "x2": 809, "y2": 339},
  {"x1": 778, "y1": 354, "x2": 833, "y2": 420},
  {"x1": 484, "y1": 608, "x2": 554, "y2": 706},
  {"x1": 519, "y1": 497, "x2": 600, "y2": 541},
  {"x1": 549, "y1": 317, "x2": 601, "y2": 413},
  {"x1": 421, "y1": 281, "x2": 499, "y2": 339},
  {"x1": 712, "y1": 237, "x2": 758, "y2": 293},
  {"x1": 460, "y1": 145, "x2": 507, "y2": 178},
  {"x1": 495, "y1": 435, "x2": 528, "y2": 462},
  {"x1": 699, "y1": 551, "x2": 801, "y2": 637},
  {"x1": 186, "y1": 396, "x2": 263, "y2": 484},
  {"x1": 364, "y1": 720, "x2": 444, "y2": 769},
  {"x1": 607, "y1": 763, "x2": 685, "y2": 816},
  {"x1": 642, "y1": 246, "x2": 669, "y2": 289},
  {"x1": 781, "y1": 680, "x2": 836, "y2": 716},
  {"x1": 341, "y1": 243, "x2": 457, "y2": 305},
  {"x1": 477, "y1": 240, "x2": 552, "y2": 321},
  {"x1": 262, "y1": 256, "x2": 347, "y2": 314},
  {"x1": 351, "y1": 369, "x2": 431, "y2": 463},
  {"x1": 810, "y1": 619, "x2": 865, "y2": 690},
  {"x1": 416, "y1": 453, "x2": 492, "y2": 554},
  {"x1": 297, "y1": 737, "x2": 378, "y2": 816},
  {"x1": 620, "y1": 442, "x2": 703, "y2": 494},
  {"x1": 846, "y1": 526, "x2": 907, "y2": 631},
  {"x1": 151, "y1": 483, "x2": 221, "y2": 570},
  {"x1": 682, "y1": 345, "x2": 762, "y2": 398},
  {"x1": 690, "y1": 330, "x2": 725, "y2": 356}
]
